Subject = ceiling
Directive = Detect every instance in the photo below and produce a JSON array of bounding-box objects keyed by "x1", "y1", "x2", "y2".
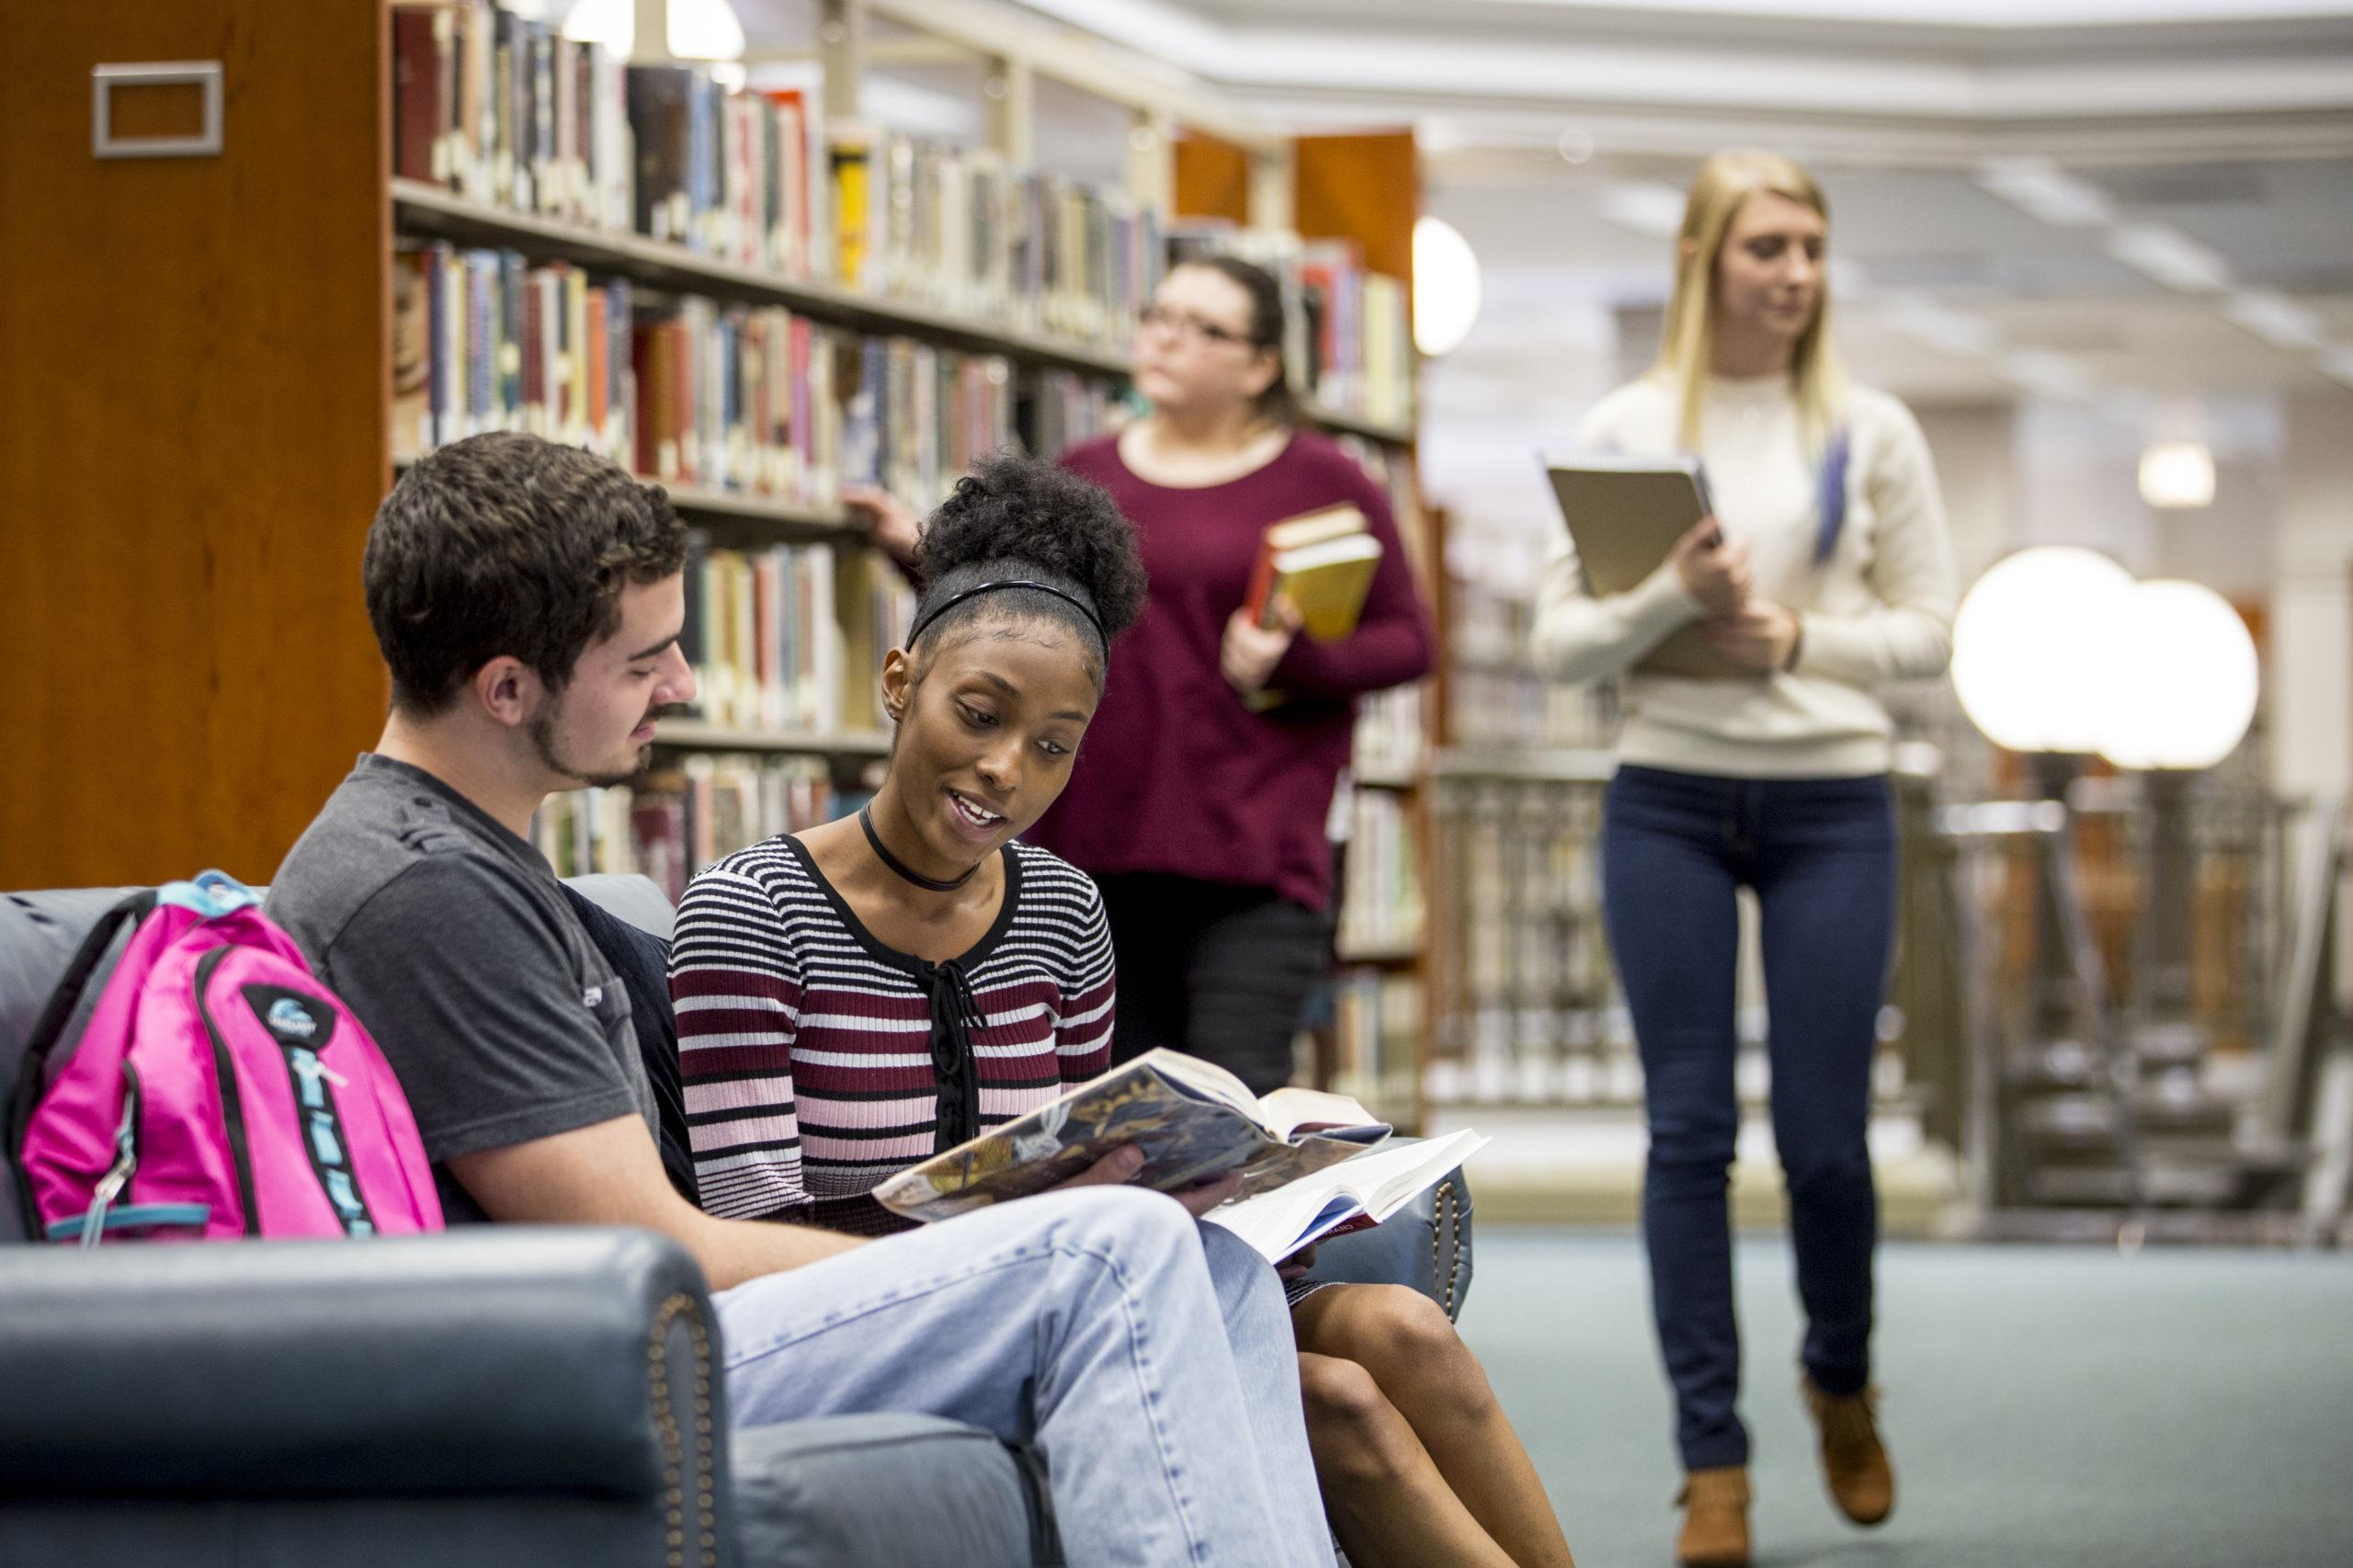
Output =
[{"x1": 721, "y1": 0, "x2": 2353, "y2": 546}]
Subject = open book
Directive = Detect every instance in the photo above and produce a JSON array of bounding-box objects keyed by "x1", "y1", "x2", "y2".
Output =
[
  {"x1": 1205, "y1": 1128, "x2": 1490, "y2": 1264},
  {"x1": 1543, "y1": 449, "x2": 1758, "y2": 681},
  {"x1": 872, "y1": 1049, "x2": 1392, "y2": 1224}
]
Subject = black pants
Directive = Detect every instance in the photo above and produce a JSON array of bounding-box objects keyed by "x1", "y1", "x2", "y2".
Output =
[{"x1": 1094, "y1": 873, "x2": 1333, "y2": 1096}]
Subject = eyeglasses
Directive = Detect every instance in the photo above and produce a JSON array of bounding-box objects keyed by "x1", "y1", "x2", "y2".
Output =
[{"x1": 1137, "y1": 304, "x2": 1255, "y2": 348}]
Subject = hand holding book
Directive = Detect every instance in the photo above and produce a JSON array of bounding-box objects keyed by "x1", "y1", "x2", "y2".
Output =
[
  {"x1": 1222, "y1": 597, "x2": 1303, "y2": 696},
  {"x1": 870, "y1": 1049, "x2": 1394, "y2": 1224}
]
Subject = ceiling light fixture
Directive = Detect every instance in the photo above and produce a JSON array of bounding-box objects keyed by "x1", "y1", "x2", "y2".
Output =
[
  {"x1": 1598, "y1": 182, "x2": 1686, "y2": 239},
  {"x1": 1975, "y1": 156, "x2": 2113, "y2": 227},
  {"x1": 1880, "y1": 296, "x2": 1997, "y2": 358},
  {"x1": 563, "y1": 0, "x2": 746, "y2": 62},
  {"x1": 2001, "y1": 349, "x2": 2093, "y2": 400},
  {"x1": 2138, "y1": 439, "x2": 2216, "y2": 509},
  {"x1": 2222, "y1": 291, "x2": 2324, "y2": 352},
  {"x1": 2107, "y1": 224, "x2": 2233, "y2": 293}
]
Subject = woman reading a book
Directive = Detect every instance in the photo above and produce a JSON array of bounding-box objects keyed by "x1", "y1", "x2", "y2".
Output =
[
  {"x1": 681, "y1": 454, "x2": 1572, "y2": 1568},
  {"x1": 1531, "y1": 150, "x2": 1958, "y2": 1568}
]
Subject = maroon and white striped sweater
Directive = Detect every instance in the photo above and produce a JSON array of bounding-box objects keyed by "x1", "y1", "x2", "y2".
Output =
[{"x1": 668, "y1": 835, "x2": 1115, "y2": 1233}]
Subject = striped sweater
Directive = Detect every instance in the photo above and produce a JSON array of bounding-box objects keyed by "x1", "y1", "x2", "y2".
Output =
[{"x1": 668, "y1": 835, "x2": 1116, "y2": 1233}]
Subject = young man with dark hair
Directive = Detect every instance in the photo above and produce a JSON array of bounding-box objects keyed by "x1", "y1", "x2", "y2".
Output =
[{"x1": 267, "y1": 432, "x2": 1336, "y2": 1568}]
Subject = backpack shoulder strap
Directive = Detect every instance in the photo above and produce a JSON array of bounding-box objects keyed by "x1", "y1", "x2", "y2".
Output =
[{"x1": 6, "y1": 890, "x2": 157, "y2": 1236}]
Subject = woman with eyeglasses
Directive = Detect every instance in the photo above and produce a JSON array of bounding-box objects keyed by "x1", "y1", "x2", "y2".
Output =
[{"x1": 1035, "y1": 254, "x2": 1437, "y2": 1099}]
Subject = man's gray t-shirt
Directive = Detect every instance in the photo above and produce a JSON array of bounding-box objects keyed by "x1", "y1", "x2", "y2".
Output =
[{"x1": 267, "y1": 754, "x2": 654, "y2": 1223}]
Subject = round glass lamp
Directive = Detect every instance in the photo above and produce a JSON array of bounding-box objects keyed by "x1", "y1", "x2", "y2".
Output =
[
  {"x1": 2098, "y1": 580, "x2": 2257, "y2": 771},
  {"x1": 1950, "y1": 546, "x2": 2136, "y2": 755},
  {"x1": 1413, "y1": 216, "x2": 1482, "y2": 358}
]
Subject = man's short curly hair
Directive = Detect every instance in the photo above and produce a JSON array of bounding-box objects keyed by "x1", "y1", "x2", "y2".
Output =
[
  {"x1": 907, "y1": 451, "x2": 1146, "y2": 687},
  {"x1": 365, "y1": 433, "x2": 687, "y2": 715}
]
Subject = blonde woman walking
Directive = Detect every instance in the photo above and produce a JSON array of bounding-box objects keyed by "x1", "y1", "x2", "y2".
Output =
[{"x1": 1532, "y1": 151, "x2": 1958, "y2": 1567}]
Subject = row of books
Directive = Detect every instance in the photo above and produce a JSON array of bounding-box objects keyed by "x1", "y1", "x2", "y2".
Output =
[
  {"x1": 530, "y1": 756, "x2": 847, "y2": 908},
  {"x1": 677, "y1": 535, "x2": 915, "y2": 735},
  {"x1": 392, "y1": 1, "x2": 633, "y2": 232},
  {"x1": 835, "y1": 131, "x2": 1165, "y2": 352},
  {"x1": 393, "y1": 241, "x2": 1120, "y2": 507},
  {"x1": 392, "y1": 6, "x2": 1162, "y2": 353},
  {"x1": 1336, "y1": 787, "x2": 1423, "y2": 959},
  {"x1": 1450, "y1": 667, "x2": 1620, "y2": 752},
  {"x1": 1170, "y1": 225, "x2": 1415, "y2": 429},
  {"x1": 1446, "y1": 571, "x2": 1620, "y2": 750},
  {"x1": 1326, "y1": 967, "x2": 1424, "y2": 1123},
  {"x1": 1352, "y1": 684, "x2": 1427, "y2": 780}
]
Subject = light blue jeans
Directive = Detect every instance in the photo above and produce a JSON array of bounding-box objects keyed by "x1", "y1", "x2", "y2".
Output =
[{"x1": 716, "y1": 1187, "x2": 1336, "y2": 1567}]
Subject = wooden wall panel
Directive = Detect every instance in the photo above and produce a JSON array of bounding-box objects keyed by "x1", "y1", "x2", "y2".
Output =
[
  {"x1": 1293, "y1": 130, "x2": 1417, "y2": 299},
  {"x1": 1173, "y1": 133, "x2": 1251, "y2": 223},
  {"x1": 0, "y1": 1, "x2": 390, "y2": 888}
]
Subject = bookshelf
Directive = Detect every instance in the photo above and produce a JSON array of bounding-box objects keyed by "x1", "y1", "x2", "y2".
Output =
[
  {"x1": 5, "y1": 0, "x2": 1426, "y2": 938},
  {"x1": 393, "y1": 178, "x2": 1134, "y2": 378},
  {"x1": 649, "y1": 720, "x2": 892, "y2": 757}
]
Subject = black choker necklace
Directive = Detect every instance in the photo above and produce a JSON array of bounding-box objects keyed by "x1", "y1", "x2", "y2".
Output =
[{"x1": 859, "y1": 805, "x2": 979, "y2": 892}]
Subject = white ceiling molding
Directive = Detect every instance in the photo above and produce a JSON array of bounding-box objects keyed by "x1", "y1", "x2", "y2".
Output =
[{"x1": 990, "y1": 0, "x2": 2353, "y2": 162}]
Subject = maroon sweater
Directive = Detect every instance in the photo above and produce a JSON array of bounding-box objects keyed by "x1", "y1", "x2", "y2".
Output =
[{"x1": 1027, "y1": 430, "x2": 1435, "y2": 913}]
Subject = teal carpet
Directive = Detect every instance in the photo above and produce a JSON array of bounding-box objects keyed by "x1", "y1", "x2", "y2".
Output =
[{"x1": 1456, "y1": 1232, "x2": 2353, "y2": 1568}]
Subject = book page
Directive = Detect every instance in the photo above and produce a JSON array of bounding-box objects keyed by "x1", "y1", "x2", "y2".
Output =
[
  {"x1": 1256, "y1": 1085, "x2": 1387, "y2": 1142},
  {"x1": 1205, "y1": 1129, "x2": 1488, "y2": 1263}
]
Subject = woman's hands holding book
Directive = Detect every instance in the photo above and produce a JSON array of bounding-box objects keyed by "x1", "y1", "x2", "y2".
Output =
[
  {"x1": 1051, "y1": 1142, "x2": 1245, "y2": 1218},
  {"x1": 1222, "y1": 597, "x2": 1303, "y2": 695},
  {"x1": 1277, "y1": 1244, "x2": 1320, "y2": 1284},
  {"x1": 1700, "y1": 598, "x2": 1802, "y2": 672},
  {"x1": 1673, "y1": 516, "x2": 1750, "y2": 614}
]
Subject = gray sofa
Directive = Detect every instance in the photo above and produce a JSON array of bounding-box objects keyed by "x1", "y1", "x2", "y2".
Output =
[{"x1": 1, "y1": 879, "x2": 1470, "y2": 1567}]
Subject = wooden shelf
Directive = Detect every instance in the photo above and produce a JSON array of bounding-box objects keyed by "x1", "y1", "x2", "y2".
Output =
[
  {"x1": 1303, "y1": 401, "x2": 1415, "y2": 448},
  {"x1": 650, "y1": 720, "x2": 893, "y2": 757},
  {"x1": 395, "y1": 455, "x2": 858, "y2": 541},
  {"x1": 1432, "y1": 747, "x2": 1618, "y2": 785},
  {"x1": 1351, "y1": 761, "x2": 1422, "y2": 790},
  {"x1": 1336, "y1": 941, "x2": 1424, "y2": 967},
  {"x1": 392, "y1": 179, "x2": 1132, "y2": 378}
]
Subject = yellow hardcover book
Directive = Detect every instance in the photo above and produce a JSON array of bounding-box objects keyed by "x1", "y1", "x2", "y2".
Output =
[
  {"x1": 831, "y1": 131, "x2": 872, "y2": 289},
  {"x1": 1265, "y1": 536, "x2": 1383, "y2": 642},
  {"x1": 1244, "y1": 502, "x2": 1382, "y2": 643}
]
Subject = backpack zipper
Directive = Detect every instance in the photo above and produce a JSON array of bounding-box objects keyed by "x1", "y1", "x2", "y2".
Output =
[
  {"x1": 193, "y1": 947, "x2": 262, "y2": 1234},
  {"x1": 76, "y1": 1064, "x2": 142, "y2": 1249}
]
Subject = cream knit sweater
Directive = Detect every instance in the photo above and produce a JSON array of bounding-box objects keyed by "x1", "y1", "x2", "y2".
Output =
[{"x1": 1533, "y1": 372, "x2": 1959, "y2": 778}]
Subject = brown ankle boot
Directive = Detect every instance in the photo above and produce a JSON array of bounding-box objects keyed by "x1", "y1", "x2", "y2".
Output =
[
  {"x1": 1803, "y1": 1376, "x2": 1894, "y2": 1525},
  {"x1": 1675, "y1": 1465, "x2": 1751, "y2": 1567}
]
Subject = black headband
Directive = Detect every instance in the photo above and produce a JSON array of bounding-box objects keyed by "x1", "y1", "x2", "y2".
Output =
[{"x1": 905, "y1": 579, "x2": 1108, "y2": 653}]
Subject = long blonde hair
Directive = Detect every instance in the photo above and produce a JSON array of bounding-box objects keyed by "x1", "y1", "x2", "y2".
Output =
[{"x1": 1655, "y1": 150, "x2": 1847, "y2": 453}]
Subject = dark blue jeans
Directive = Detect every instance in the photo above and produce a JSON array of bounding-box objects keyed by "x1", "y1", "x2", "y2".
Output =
[{"x1": 1601, "y1": 764, "x2": 1895, "y2": 1471}]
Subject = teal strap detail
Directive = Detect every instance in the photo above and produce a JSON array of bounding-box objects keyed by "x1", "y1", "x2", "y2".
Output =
[
  {"x1": 48, "y1": 1202, "x2": 211, "y2": 1242},
  {"x1": 157, "y1": 869, "x2": 262, "y2": 919}
]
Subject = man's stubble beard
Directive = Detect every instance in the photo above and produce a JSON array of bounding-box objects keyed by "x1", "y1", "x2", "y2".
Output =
[{"x1": 529, "y1": 705, "x2": 652, "y2": 791}]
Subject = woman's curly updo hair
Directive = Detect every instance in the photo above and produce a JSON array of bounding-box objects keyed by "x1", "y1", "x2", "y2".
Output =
[{"x1": 906, "y1": 451, "x2": 1146, "y2": 689}]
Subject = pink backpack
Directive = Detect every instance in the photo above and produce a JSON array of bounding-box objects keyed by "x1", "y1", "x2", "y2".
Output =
[{"x1": 10, "y1": 872, "x2": 442, "y2": 1244}]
